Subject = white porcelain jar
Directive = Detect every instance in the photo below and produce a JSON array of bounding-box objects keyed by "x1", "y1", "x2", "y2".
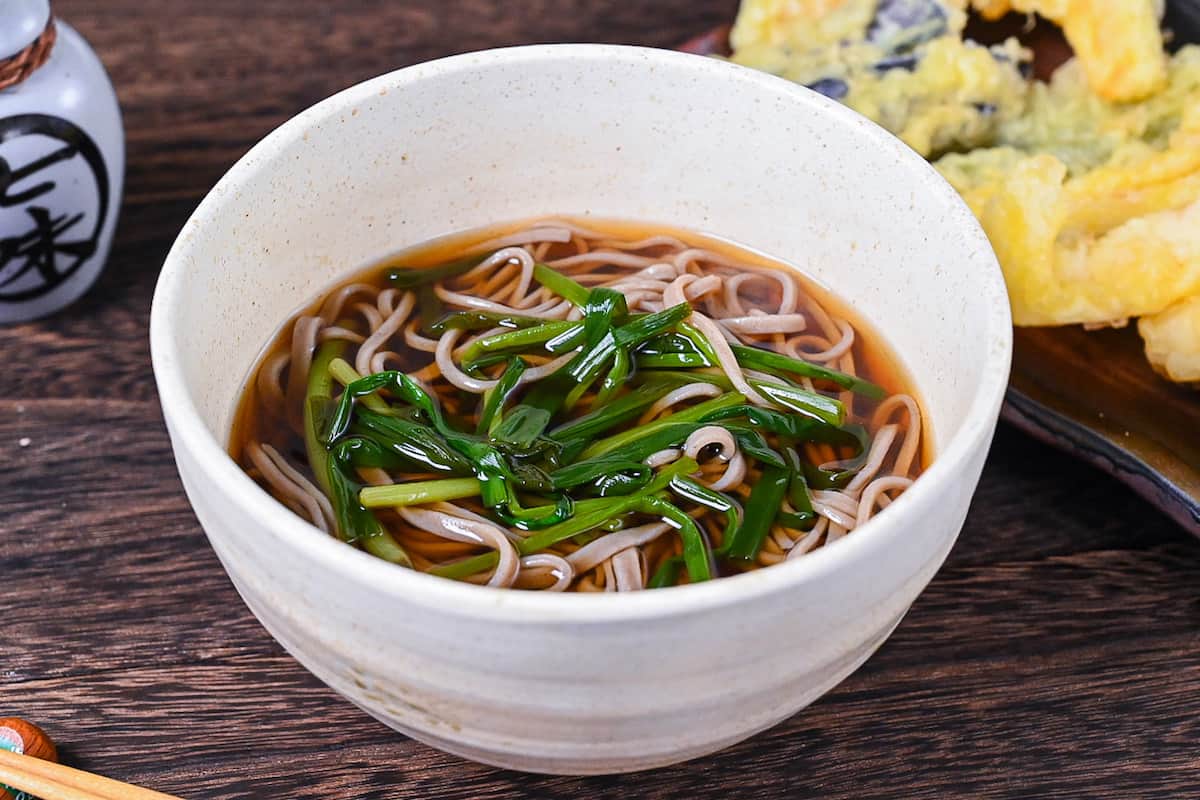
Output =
[{"x1": 0, "y1": 0, "x2": 124, "y2": 323}]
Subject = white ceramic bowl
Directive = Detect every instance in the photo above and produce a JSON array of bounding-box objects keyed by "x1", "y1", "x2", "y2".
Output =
[{"x1": 150, "y1": 44, "x2": 1011, "y2": 775}]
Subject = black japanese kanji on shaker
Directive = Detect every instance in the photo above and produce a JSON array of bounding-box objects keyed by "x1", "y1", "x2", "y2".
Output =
[{"x1": 0, "y1": 113, "x2": 110, "y2": 302}]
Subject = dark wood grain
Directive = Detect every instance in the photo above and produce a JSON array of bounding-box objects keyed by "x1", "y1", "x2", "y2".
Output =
[{"x1": 3, "y1": 1, "x2": 1200, "y2": 798}]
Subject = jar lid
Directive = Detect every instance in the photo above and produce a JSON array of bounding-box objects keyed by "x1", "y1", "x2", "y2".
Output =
[{"x1": 0, "y1": 0, "x2": 51, "y2": 61}]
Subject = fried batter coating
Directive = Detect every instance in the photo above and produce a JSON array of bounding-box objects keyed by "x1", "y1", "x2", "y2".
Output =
[
  {"x1": 1140, "y1": 295, "x2": 1200, "y2": 383},
  {"x1": 730, "y1": 0, "x2": 1030, "y2": 156},
  {"x1": 936, "y1": 48, "x2": 1200, "y2": 327},
  {"x1": 970, "y1": 0, "x2": 1167, "y2": 101},
  {"x1": 731, "y1": 0, "x2": 1199, "y2": 382},
  {"x1": 730, "y1": 0, "x2": 877, "y2": 51}
]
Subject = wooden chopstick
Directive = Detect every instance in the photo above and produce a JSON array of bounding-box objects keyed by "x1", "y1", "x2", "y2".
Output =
[{"x1": 0, "y1": 747, "x2": 184, "y2": 800}]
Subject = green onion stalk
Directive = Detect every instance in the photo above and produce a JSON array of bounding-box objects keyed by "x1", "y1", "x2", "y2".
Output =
[{"x1": 287, "y1": 258, "x2": 890, "y2": 588}]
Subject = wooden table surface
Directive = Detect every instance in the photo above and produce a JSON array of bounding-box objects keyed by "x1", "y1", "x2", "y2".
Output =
[{"x1": 4, "y1": 1, "x2": 1200, "y2": 797}]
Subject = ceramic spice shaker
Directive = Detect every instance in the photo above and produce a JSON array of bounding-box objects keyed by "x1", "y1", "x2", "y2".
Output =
[
  {"x1": 0, "y1": 0, "x2": 123, "y2": 323},
  {"x1": 0, "y1": 717, "x2": 58, "y2": 800}
]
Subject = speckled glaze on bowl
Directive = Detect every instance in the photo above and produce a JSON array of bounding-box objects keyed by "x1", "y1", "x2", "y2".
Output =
[{"x1": 149, "y1": 44, "x2": 1011, "y2": 775}]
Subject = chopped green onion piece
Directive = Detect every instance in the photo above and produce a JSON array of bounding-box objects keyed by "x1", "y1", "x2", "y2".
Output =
[
  {"x1": 550, "y1": 457, "x2": 651, "y2": 492},
  {"x1": 669, "y1": 476, "x2": 742, "y2": 552},
  {"x1": 461, "y1": 320, "x2": 582, "y2": 368},
  {"x1": 783, "y1": 447, "x2": 816, "y2": 530},
  {"x1": 636, "y1": 369, "x2": 844, "y2": 426},
  {"x1": 491, "y1": 405, "x2": 552, "y2": 448},
  {"x1": 304, "y1": 340, "x2": 345, "y2": 494},
  {"x1": 594, "y1": 347, "x2": 630, "y2": 406},
  {"x1": 720, "y1": 424, "x2": 787, "y2": 468},
  {"x1": 462, "y1": 352, "x2": 512, "y2": 378},
  {"x1": 549, "y1": 380, "x2": 680, "y2": 442},
  {"x1": 430, "y1": 551, "x2": 499, "y2": 580},
  {"x1": 586, "y1": 421, "x2": 700, "y2": 464},
  {"x1": 725, "y1": 464, "x2": 789, "y2": 561},
  {"x1": 385, "y1": 255, "x2": 480, "y2": 289},
  {"x1": 361, "y1": 533, "x2": 414, "y2": 564},
  {"x1": 430, "y1": 310, "x2": 550, "y2": 333},
  {"x1": 802, "y1": 424, "x2": 871, "y2": 489},
  {"x1": 416, "y1": 283, "x2": 444, "y2": 337},
  {"x1": 701, "y1": 404, "x2": 837, "y2": 440},
  {"x1": 678, "y1": 321, "x2": 720, "y2": 363},
  {"x1": 522, "y1": 303, "x2": 694, "y2": 424},
  {"x1": 581, "y1": 392, "x2": 744, "y2": 459},
  {"x1": 351, "y1": 411, "x2": 472, "y2": 474},
  {"x1": 731, "y1": 344, "x2": 886, "y2": 399},
  {"x1": 777, "y1": 511, "x2": 817, "y2": 531},
  {"x1": 474, "y1": 357, "x2": 523, "y2": 436},
  {"x1": 306, "y1": 343, "x2": 409, "y2": 564},
  {"x1": 517, "y1": 458, "x2": 699, "y2": 553},
  {"x1": 635, "y1": 352, "x2": 710, "y2": 369},
  {"x1": 751, "y1": 381, "x2": 844, "y2": 426},
  {"x1": 533, "y1": 263, "x2": 590, "y2": 305},
  {"x1": 360, "y1": 477, "x2": 482, "y2": 508},
  {"x1": 492, "y1": 494, "x2": 575, "y2": 531},
  {"x1": 567, "y1": 303, "x2": 691, "y2": 387},
  {"x1": 638, "y1": 495, "x2": 711, "y2": 582},
  {"x1": 648, "y1": 555, "x2": 685, "y2": 588},
  {"x1": 635, "y1": 331, "x2": 711, "y2": 362},
  {"x1": 328, "y1": 358, "x2": 392, "y2": 415}
]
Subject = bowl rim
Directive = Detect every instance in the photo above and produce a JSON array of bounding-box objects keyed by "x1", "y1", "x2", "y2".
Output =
[{"x1": 150, "y1": 43, "x2": 1012, "y2": 623}]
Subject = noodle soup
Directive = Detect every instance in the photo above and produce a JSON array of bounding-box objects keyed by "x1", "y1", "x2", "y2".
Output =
[{"x1": 230, "y1": 217, "x2": 926, "y2": 591}]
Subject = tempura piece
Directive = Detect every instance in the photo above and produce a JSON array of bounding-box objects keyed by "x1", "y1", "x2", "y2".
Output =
[
  {"x1": 970, "y1": 0, "x2": 1167, "y2": 101},
  {"x1": 938, "y1": 154, "x2": 1200, "y2": 326},
  {"x1": 936, "y1": 47, "x2": 1200, "y2": 326},
  {"x1": 730, "y1": 0, "x2": 1030, "y2": 156},
  {"x1": 730, "y1": 0, "x2": 1200, "y2": 382},
  {"x1": 1140, "y1": 296, "x2": 1200, "y2": 383},
  {"x1": 864, "y1": 37, "x2": 1029, "y2": 156},
  {"x1": 996, "y1": 50, "x2": 1200, "y2": 175},
  {"x1": 730, "y1": 0, "x2": 878, "y2": 51}
]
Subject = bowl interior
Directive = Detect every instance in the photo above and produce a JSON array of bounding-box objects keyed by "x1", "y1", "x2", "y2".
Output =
[{"x1": 155, "y1": 44, "x2": 1008, "y2": 488}]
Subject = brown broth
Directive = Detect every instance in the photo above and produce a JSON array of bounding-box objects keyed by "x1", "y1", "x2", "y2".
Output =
[{"x1": 229, "y1": 217, "x2": 930, "y2": 588}]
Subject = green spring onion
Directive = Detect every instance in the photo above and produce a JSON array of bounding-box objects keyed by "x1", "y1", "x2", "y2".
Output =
[
  {"x1": 782, "y1": 447, "x2": 817, "y2": 531},
  {"x1": 477, "y1": 357, "x2": 526, "y2": 436},
  {"x1": 359, "y1": 477, "x2": 482, "y2": 508},
  {"x1": 594, "y1": 347, "x2": 631, "y2": 406},
  {"x1": 580, "y1": 392, "x2": 744, "y2": 459},
  {"x1": 305, "y1": 341, "x2": 411, "y2": 566},
  {"x1": 549, "y1": 380, "x2": 680, "y2": 442},
  {"x1": 287, "y1": 238, "x2": 899, "y2": 591},
  {"x1": 492, "y1": 493, "x2": 576, "y2": 531},
  {"x1": 416, "y1": 283, "x2": 444, "y2": 337},
  {"x1": 550, "y1": 457, "x2": 651, "y2": 493},
  {"x1": 430, "y1": 310, "x2": 553, "y2": 332},
  {"x1": 430, "y1": 551, "x2": 499, "y2": 580},
  {"x1": 725, "y1": 463, "x2": 790, "y2": 561},
  {"x1": 802, "y1": 423, "x2": 871, "y2": 489},
  {"x1": 532, "y1": 263, "x2": 590, "y2": 306},
  {"x1": 669, "y1": 476, "x2": 742, "y2": 552},
  {"x1": 516, "y1": 457, "x2": 699, "y2": 554},
  {"x1": 648, "y1": 555, "x2": 685, "y2": 589},
  {"x1": 461, "y1": 320, "x2": 582, "y2": 369},
  {"x1": 327, "y1": 358, "x2": 392, "y2": 415},
  {"x1": 635, "y1": 368, "x2": 844, "y2": 426},
  {"x1": 385, "y1": 255, "x2": 480, "y2": 289},
  {"x1": 731, "y1": 344, "x2": 886, "y2": 399},
  {"x1": 638, "y1": 495, "x2": 711, "y2": 582},
  {"x1": 351, "y1": 411, "x2": 473, "y2": 474}
]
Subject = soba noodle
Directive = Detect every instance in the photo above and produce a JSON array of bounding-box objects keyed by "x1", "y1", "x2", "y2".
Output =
[{"x1": 231, "y1": 218, "x2": 924, "y2": 591}]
